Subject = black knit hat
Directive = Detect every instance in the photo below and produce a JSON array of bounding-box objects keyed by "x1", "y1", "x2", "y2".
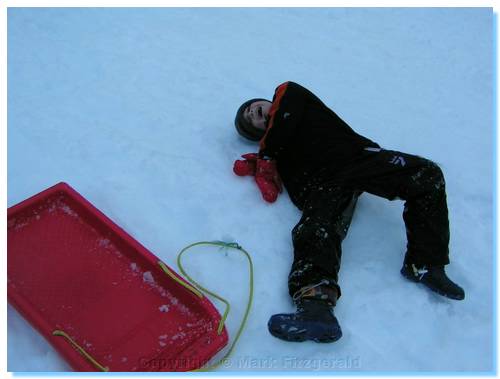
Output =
[{"x1": 234, "y1": 98, "x2": 270, "y2": 141}]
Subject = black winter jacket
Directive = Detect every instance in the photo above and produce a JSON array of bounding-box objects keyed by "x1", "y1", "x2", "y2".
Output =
[{"x1": 259, "y1": 81, "x2": 380, "y2": 207}]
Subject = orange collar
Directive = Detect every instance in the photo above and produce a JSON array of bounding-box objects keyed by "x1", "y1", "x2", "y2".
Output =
[{"x1": 259, "y1": 82, "x2": 289, "y2": 152}]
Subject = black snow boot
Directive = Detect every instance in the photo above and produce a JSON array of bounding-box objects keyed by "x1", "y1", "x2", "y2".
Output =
[
  {"x1": 267, "y1": 285, "x2": 341, "y2": 343},
  {"x1": 401, "y1": 263, "x2": 465, "y2": 300}
]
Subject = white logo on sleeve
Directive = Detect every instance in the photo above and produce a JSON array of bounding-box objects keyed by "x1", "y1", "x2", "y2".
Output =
[{"x1": 283, "y1": 112, "x2": 291, "y2": 119}]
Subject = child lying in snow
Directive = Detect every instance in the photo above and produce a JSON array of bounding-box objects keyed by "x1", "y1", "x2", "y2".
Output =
[{"x1": 232, "y1": 81, "x2": 465, "y2": 343}]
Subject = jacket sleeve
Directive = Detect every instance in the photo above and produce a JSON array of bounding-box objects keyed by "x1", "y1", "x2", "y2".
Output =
[{"x1": 259, "y1": 81, "x2": 308, "y2": 158}]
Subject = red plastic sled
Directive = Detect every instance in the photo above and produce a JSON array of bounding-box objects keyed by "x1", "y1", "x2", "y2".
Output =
[{"x1": 7, "y1": 182, "x2": 228, "y2": 372}]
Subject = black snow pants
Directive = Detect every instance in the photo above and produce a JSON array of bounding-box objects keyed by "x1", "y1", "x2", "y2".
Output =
[{"x1": 288, "y1": 148, "x2": 450, "y2": 301}]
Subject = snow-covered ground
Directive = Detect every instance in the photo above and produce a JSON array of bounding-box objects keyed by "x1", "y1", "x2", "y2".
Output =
[{"x1": 7, "y1": 7, "x2": 494, "y2": 372}]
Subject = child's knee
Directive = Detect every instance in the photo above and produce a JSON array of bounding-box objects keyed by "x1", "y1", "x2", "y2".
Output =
[{"x1": 410, "y1": 160, "x2": 446, "y2": 195}]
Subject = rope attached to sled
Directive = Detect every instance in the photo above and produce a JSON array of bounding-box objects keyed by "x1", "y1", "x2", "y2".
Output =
[
  {"x1": 52, "y1": 330, "x2": 109, "y2": 372},
  {"x1": 158, "y1": 261, "x2": 203, "y2": 298},
  {"x1": 172, "y1": 241, "x2": 254, "y2": 371}
]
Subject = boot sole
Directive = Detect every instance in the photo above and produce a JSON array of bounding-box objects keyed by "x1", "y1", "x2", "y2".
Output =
[
  {"x1": 267, "y1": 319, "x2": 342, "y2": 343},
  {"x1": 268, "y1": 327, "x2": 342, "y2": 343}
]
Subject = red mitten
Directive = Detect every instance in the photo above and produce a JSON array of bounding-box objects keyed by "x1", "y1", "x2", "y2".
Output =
[
  {"x1": 233, "y1": 153, "x2": 259, "y2": 176},
  {"x1": 255, "y1": 159, "x2": 283, "y2": 203}
]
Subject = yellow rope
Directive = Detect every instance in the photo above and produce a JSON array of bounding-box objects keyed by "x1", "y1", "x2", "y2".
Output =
[
  {"x1": 174, "y1": 241, "x2": 254, "y2": 372},
  {"x1": 52, "y1": 330, "x2": 109, "y2": 372},
  {"x1": 158, "y1": 261, "x2": 203, "y2": 298}
]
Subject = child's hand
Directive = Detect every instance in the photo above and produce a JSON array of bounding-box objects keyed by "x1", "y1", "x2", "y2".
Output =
[
  {"x1": 233, "y1": 153, "x2": 282, "y2": 203},
  {"x1": 233, "y1": 153, "x2": 259, "y2": 176},
  {"x1": 255, "y1": 159, "x2": 282, "y2": 203}
]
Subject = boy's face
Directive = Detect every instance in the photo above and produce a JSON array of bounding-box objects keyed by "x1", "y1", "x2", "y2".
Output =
[{"x1": 244, "y1": 100, "x2": 272, "y2": 131}]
